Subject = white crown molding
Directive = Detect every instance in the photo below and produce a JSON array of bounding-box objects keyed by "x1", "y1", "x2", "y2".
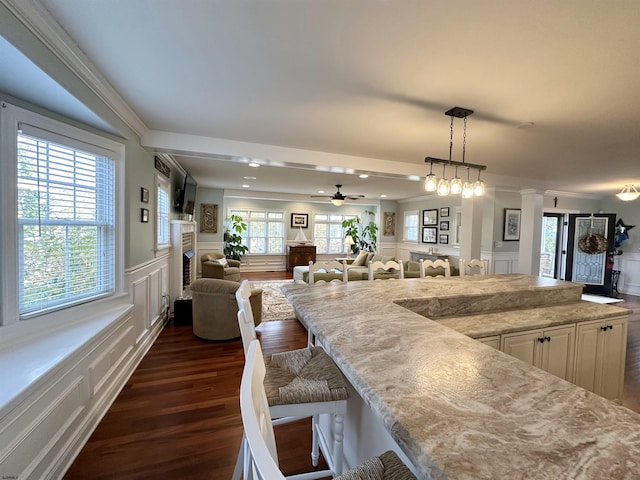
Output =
[
  {"x1": 543, "y1": 189, "x2": 603, "y2": 200},
  {"x1": 2, "y1": 0, "x2": 148, "y2": 137}
]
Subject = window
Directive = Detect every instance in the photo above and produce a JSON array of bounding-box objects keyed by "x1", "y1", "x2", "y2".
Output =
[
  {"x1": 452, "y1": 206, "x2": 462, "y2": 246},
  {"x1": 229, "y1": 209, "x2": 285, "y2": 254},
  {"x1": 1, "y1": 103, "x2": 123, "y2": 323},
  {"x1": 403, "y1": 211, "x2": 419, "y2": 242},
  {"x1": 313, "y1": 213, "x2": 357, "y2": 254},
  {"x1": 156, "y1": 174, "x2": 171, "y2": 249}
]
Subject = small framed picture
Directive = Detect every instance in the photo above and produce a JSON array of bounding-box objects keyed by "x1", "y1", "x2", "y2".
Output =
[
  {"x1": 439, "y1": 234, "x2": 449, "y2": 244},
  {"x1": 141, "y1": 208, "x2": 149, "y2": 223},
  {"x1": 291, "y1": 213, "x2": 309, "y2": 228},
  {"x1": 440, "y1": 207, "x2": 450, "y2": 217},
  {"x1": 140, "y1": 187, "x2": 149, "y2": 203},
  {"x1": 422, "y1": 209, "x2": 438, "y2": 226},
  {"x1": 439, "y1": 221, "x2": 449, "y2": 231},
  {"x1": 503, "y1": 208, "x2": 521, "y2": 241},
  {"x1": 422, "y1": 226, "x2": 437, "y2": 244}
]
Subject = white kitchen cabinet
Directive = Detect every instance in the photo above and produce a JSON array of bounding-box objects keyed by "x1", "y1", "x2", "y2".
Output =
[
  {"x1": 574, "y1": 316, "x2": 628, "y2": 403},
  {"x1": 478, "y1": 335, "x2": 500, "y2": 349},
  {"x1": 501, "y1": 324, "x2": 576, "y2": 382}
]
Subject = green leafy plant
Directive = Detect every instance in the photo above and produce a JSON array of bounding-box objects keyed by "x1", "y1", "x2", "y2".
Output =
[
  {"x1": 223, "y1": 214, "x2": 249, "y2": 261},
  {"x1": 341, "y1": 209, "x2": 378, "y2": 254}
]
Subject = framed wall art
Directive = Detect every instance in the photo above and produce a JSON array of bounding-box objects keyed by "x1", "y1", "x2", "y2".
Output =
[
  {"x1": 383, "y1": 211, "x2": 396, "y2": 236},
  {"x1": 422, "y1": 226, "x2": 437, "y2": 244},
  {"x1": 140, "y1": 187, "x2": 149, "y2": 203},
  {"x1": 141, "y1": 208, "x2": 149, "y2": 223},
  {"x1": 440, "y1": 207, "x2": 450, "y2": 217},
  {"x1": 439, "y1": 221, "x2": 449, "y2": 231},
  {"x1": 503, "y1": 208, "x2": 521, "y2": 241},
  {"x1": 200, "y1": 203, "x2": 218, "y2": 233},
  {"x1": 422, "y1": 209, "x2": 438, "y2": 226},
  {"x1": 291, "y1": 213, "x2": 309, "y2": 228},
  {"x1": 439, "y1": 234, "x2": 449, "y2": 244}
]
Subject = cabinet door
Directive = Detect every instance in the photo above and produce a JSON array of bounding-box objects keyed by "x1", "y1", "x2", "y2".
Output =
[
  {"x1": 598, "y1": 317, "x2": 628, "y2": 403},
  {"x1": 574, "y1": 316, "x2": 628, "y2": 402},
  {"x1": 574, "y1": 319, "x2": 601, "y2": 393},
  {"x1": 501, "y1": 330, "x2": 542, "y2": 366},
  {"x1": 539, "y1": 325, "x2": 575, "y2": 382},
  {"x1": 478, "y1": 336, "x2": 500, "y2": 350}
]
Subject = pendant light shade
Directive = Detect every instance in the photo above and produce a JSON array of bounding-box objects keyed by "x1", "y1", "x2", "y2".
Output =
[
  {"x1": 424, "y1": 162, "x2": 437, "y2": 191},
  {"x1": 616, "y1": 184, "x2": 640, "y2": 201}
]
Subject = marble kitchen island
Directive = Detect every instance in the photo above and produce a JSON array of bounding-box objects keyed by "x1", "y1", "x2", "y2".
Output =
[{"x1": 281, "y1": 274, "x2": 640, "y2": 479}]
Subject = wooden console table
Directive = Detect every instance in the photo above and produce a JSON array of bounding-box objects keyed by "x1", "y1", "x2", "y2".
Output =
[{"x1": 287, "y1": 245, "x2": 316, "y2": 271}]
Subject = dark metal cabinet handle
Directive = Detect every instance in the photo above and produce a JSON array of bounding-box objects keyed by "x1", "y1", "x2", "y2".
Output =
[
  {"x1": 600, "y1": 326, "x2": 608, "y2": 331},
  {"x1": 538, "y1": 337, "x2": 545, "y2": 343},
  {"x1": 545, "y1": 336, "x2": 551, "y2": 342},
  {"x1": 607, "y1": 325, "x2": 614, "y2": 330}
]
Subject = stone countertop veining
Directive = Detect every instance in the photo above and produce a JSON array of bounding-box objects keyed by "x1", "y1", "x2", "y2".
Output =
[{"x1": 281, "y1": 275, "x2": 640, "y2": 479}]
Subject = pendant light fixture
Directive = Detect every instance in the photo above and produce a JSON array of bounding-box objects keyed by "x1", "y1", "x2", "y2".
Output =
[
  {"x1": 424, "y1": 107, "x2": 487, "y2": 197},
  {"x1": 616, "y1": 184, "x2": 640, "y2": 201}
]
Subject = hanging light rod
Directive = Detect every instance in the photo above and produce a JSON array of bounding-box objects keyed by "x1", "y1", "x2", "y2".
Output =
[
  {"x1": 424, "y1": 156, "x2": 487, "y2": 171},
  {"x1": 424, "y1": 106, "x2": 487, "y2": 197}
]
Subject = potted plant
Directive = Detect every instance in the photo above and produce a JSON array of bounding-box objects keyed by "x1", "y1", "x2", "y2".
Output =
[
  {"x1": 223, "y1": 214, "x2": 249, "y2": 261},
  {"x1": 341, "y1": 210, "x2": 378, "y2": 254}
]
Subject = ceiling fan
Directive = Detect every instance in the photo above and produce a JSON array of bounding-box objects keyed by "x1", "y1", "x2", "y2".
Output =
[{"x1": 311, "y1": 184, "x2": 365, "y2": 206}]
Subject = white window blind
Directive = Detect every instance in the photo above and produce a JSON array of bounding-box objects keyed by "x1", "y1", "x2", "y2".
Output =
[
  {"x1": 16, "y1": 128, "x2": 115, "y2": 317},
  {"x1": 404, "y1": 211, "x2": 419, "y2": 242},
  {"x1": 157, "y1": 176, "x2": 170, "y2": 247}
]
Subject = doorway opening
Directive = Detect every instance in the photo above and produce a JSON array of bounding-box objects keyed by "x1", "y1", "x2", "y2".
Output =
[{"x1": 540, "y1": 213, "x2": 564, "y2": 279}]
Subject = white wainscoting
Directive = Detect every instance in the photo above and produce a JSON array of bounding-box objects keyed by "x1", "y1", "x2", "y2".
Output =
[
  {"x1": 617, "y1": 252, "x2": 640, "y2": 296},
  {"x1": 0, "y1": 254, "x2": 170, "y2": 479}
]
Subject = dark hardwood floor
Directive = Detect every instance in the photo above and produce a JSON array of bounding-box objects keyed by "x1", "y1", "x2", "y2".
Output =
[{"x1": 64, "y1": 272, "x2": 640, "y2": 479}]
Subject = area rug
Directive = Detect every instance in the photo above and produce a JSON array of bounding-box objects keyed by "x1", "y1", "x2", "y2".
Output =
[
  {"x1": 251, "y1": 280, "x2": 297, "y2": 321},
  {"x1": 581, "y1": 294, "x2": 624, "y2": 304}
]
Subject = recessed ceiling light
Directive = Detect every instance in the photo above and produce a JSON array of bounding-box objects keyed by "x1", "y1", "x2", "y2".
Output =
[
  {"x1": 515, "y1": 122, "x2": 535, "y2": 129},
  {"x1": 243, "y1": 176, "x2": 256, "y2": 180},
  {"x1": 248, "y1": 162, "x2": 260, "y2": 168},
  {"x1": 380, "y1": 194, "x2": 387, "y2": 198},
  {"x1": 317, "y1": 190, "x2": 325, "y2": 194},
  {"x1": 359, "y1": 174, "x2": 369, "y2": 178},
  {"x1": 242, "y1": 184, "x2": 250, "y2": 188}
]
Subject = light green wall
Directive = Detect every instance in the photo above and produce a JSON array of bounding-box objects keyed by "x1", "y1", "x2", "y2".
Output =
[
  {"x1": 1, "y1": 6, "x2": 167, "y2": 269},
  {"x1": 599, "y1": 195, "x2": 640, "y2": 253}
]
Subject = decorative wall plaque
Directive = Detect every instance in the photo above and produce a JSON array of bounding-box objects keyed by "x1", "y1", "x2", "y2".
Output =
[
  {"x1": 200, "y1": 203, "x2": 218, "y2": 233},
  {"x1": 154, "y1": 156, "x2": 170, "y2": 178},
  {"x1": 383, "y1": 212, "x2": 395, "y2": 236}
]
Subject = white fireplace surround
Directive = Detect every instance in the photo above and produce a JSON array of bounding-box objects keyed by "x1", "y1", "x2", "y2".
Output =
[{"x1": 171, "y1": 220, "x2": 197, "y2": 305}]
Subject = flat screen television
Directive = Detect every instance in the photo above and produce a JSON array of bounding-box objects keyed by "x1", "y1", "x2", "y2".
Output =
[{"x1": 176, "y1": 171, "x2": 197, "y2": 215}]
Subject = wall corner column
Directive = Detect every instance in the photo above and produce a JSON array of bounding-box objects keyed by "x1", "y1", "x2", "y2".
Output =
[{"x1": 517, "y1": 189, "x2": 544, "y2": 275}]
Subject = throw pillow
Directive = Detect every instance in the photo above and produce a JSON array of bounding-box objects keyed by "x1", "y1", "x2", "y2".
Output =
[
  {"x1": 215, "y1": 256, "x2": 229, "y2": 268},
  {"x1": 352, "y1": 251, "x2": 369, "y2": 266}
]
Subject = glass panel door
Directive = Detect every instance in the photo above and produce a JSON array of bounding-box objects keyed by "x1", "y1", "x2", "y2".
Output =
[{"x1": 540, "y1": 213, "x2": 563, "y2": 279}]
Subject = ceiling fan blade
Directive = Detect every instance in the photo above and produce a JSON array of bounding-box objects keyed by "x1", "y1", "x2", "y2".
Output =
[
  {"x1": 310, "y1": 195, "x2": 331, "y2": 198},
  {"x1": 346, "y1": 195, "x2": 365, "y2": 199}
]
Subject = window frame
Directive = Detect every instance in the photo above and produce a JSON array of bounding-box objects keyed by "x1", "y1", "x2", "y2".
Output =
[
  {"x1": 229, "y1": 208, "x2": 285, "y2": 255},
  {"x1": 0, "y1": 102, "x2": 125, "y2": 326},
  {"x1": 155, "y1": 173, "x2": 171, "y2": 252},
  {"x1": 313, "y1": 213, "x2": 357, "y2": 255},
  {"x1": 403, "y1": 210, "x2": 419, "y2": 242}
]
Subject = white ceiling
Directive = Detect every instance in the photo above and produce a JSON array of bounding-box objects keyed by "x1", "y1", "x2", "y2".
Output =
[{"x1": 4, "y1": 0, "x2": 640, "y2": 201}]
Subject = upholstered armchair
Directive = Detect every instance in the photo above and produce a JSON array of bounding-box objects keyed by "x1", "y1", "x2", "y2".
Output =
[
  {"x1": 190, "y1": 278, "x2": 262, "y2": 341},
  {"x1": 201, "y1": 253, "x2": 241, "y2": 282}
]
